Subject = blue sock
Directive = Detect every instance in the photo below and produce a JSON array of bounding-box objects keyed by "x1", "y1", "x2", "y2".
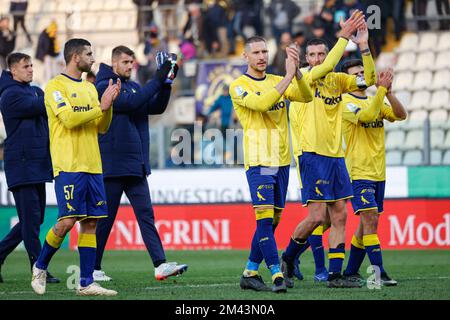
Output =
[
  {"x1": 269, "y1": 264, "x2": 282, "y2": 281},
  {"x1": 249, "y1": 230, "x2": 264, "y2": 264},
  {"x1": 309, "y1": 234, "x2": 326, "y2": 273},
  {"x1": 36, "y1": 228, "x2": 64, "y2": 270},
  {"x1": 294, "y1": 240, "x2": 310, "y2": 262},
  {"x1": 256, "y1": 218, "x2": 279, "y2": 269},
  {"x1": 328, "y1": 245, "x2": 345, "y2": 277},
  {"x1": 36, "y1": 241, "x2": 58, "y2": 270},
  {"x1": 284, "y1": 237, "x2": 308, "y2": 263},
  {"x1": 363, "y1": 234, "x2": 385, "y2": 274},
  {"x1": 344, "y1": 235, "x2": 366, "y2": 276},
  {"x1": 248, "y1": 218, "x2": 281, "y2": 265},
  {"x1": 78, "y1": 233, "x2": 97, "y2": 288}
]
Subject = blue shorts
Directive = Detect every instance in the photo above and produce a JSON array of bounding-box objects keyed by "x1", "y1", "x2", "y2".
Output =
[
  {"x1": 54, "y1": 172, "x2": 108, "y2": 221},
  {"x1": 245, "y1": 165, "x2": 289, "y2": 209},
  {"x1": 298, "y1": 152, "x2": 353, "y2": 206},
  {"x1": 350, "y1": 180, "x2": 385, "y2": 214}
]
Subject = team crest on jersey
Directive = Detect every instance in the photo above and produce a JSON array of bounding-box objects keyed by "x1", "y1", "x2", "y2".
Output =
[
  {"x1": 346, "y1": 103, "x2": 361, "y2": 114},
  {"x1": 53, "y1": 91, "x2": 64, "y2": 103},
  {"x1": 234, "y1": 86, "x2": 245, "y2": 96}
]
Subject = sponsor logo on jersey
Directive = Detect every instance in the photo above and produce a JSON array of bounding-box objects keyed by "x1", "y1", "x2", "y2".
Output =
[
  {"x1": 315, "y1": 88, "x2": 342, "y2": 105},
  {"x1": 360, "y1": 119, "x2": 384, "y2": 128},
  {"x1": 72, "y1": 104, "x2": 93, "y2": 112},
  {"x1": 269, "y1": 100, "x2": 287, "y2": 111}
]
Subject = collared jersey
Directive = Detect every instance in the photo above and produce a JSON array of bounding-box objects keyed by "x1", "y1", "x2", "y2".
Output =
[
  {"x1": 342, "y1": 92, "x2": 402, "y2": 181},
  {"x1": 230, "y1": 73, "x2": 310, "y2": 168},
  {"x1": 299, "y1": 67, "x2": 361, "y2": 158},
  {"x1": 45, "y1": 74, "x2": 108, "y2": 176}
]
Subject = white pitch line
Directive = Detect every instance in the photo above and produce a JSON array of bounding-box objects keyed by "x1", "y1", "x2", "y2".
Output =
[{"x1": 144, "y1": 283, "x2": 237, "y2": 290}]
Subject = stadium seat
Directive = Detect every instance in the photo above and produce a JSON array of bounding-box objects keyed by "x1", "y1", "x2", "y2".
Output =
[
  {"x1": 386, "y1": 150, "x2": 403, "y2": 166},
  {"x1": 397, "y1": 33, "x2": 419, "y2": 52},
  {"x1": 428, "y1": 90, "x2": 449, "y2": 110},
  {"x1": 107, "y1": 0, "x2": 121, "y2": 10},
  {"x1": 385, "y1": 130, "x2": 406, "y2": 150},
  {"x1": 414, "y1": 52, "x2": 434, "y2": 71},
  {"x1": 119, "y1": 0, "x2": 135, "y2": 9},
  {"x1": 376, "y1": 52, "x2": 396, "y2": 70},
  {"x1": 98, "y1": 15, "x2": 114, "y2": 31},
  {"x1": 431, "y1": 129, "x2": 445, "y2": 148},
  {"x1": 28, "y1": 0, "x2": 42, "y2": 13},
  {"x1": 412, "y1": 71, "x2": 433, "y2": 90},
  {"x1": 393, "y1": 90, "x2": 411, "y2": 108},
  {"x1": 45, "y1": 0, "x2": 58, "y2": 13},
  {"x1": 403, "y1": 150, "x2": 423, "y2": 166},
  {"x1": 442, "y1": 150, "x2": 450, "y2": 165},
  {"x1": 433, "y1": 50, "x2": 450, "y2": 70},
  {"x1": 429, "y1": 109, "x2": 448, "y2": 123},
  {"x1": 90, "y1": 1, "x2": 105, "y2": 11},
  {"x1": 407, "y1": 110, "x2": 428, "y2": 129},
  {"x1": 400, "y1": 130, "x2": 423, "y2": 150},
  {"x1": 393, "y1": 72, "x2": 414, "y2": 91},
  {"x1": 431, "y1": 70, "x2": 450, "y2": 90},
  {"x1": 410, "y1": 90, "x2": 431, "y2": 110},
  {"x1": 437, "y1": 32, "x2": 450, "y2": 51},
  {"x1": 442, "y1": 130, "x2": 450, "y2": 149},
  {"x1": 418, "y1": 32, "x2": 438, "y2": 52},
  {"x1": 431, "y1": 149, "x2": 442, "y2": 165},
  {"x1": 79, "y1": 15, "x2": 98, "y2": 31},
  {"x1": 395, "y1": 52, "x2": 416, "y2": 72}
]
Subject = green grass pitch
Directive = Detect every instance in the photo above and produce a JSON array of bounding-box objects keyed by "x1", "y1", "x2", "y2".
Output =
[{"x1": 0, "y1": 250, "x2": 449, "y2": 300}]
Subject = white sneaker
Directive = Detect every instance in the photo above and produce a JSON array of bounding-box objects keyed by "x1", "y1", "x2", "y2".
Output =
[
  {"x1": 31, "y1": 263, "x2": 47, "y2": 295},
  {"x1": 77, "y1": 282, "x2": 117, "y2": 296},
  {"x1": 93, "y1": 270, "x2": 112, "y2": 282},
  {"x1": 155, "y1": 262, "x2": 188, "y2": 280}
]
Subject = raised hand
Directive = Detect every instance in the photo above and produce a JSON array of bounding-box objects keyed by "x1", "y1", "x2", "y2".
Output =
[
  {"x1": 351, "y1": 22, "x2": 369, "y2": 44},
  {"x1": 286, "y1": 44, "x2": 300, "y2": 68},
  {"x1": 338, "y1": 9, "x2": 366, "y2": 39},
  {"x1": 100, "y1": 79, "x2": 120, "y2": 111},
  {"x1": 285, "y1": 55, "x2": 297, "y2": 79},
  {"x1": 376, "y1": 70, "x2": 393, "y2": 89}
]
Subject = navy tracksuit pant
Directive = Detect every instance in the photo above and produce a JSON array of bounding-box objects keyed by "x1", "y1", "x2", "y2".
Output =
[
  {"x1": 0, "y1": 184, "x2": 46, "y2": 268},
  {"x1": 95, "y1": 176, "x2": 166, "y2": 270}
]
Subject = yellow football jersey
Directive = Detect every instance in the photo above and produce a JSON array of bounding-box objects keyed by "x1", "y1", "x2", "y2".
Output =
[
  {"x1": 342, "y1": 90, "x2": 403, "y2": 181},
  {"x1": 45, "y1": 74, "x2": 112, "y2": 176},
  {"x1": 298, "y1": 54, "x2": 375, "y2": 158},
  {"x1": 230, "y1": 73, "x2": 311, "y2": 168}
]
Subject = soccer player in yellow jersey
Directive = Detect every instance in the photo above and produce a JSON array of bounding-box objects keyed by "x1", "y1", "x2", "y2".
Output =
[
  {"x1": 281, "y1": 10, "x2": 377, "y2": 288},
  {"x1": 340, "y1": 61, "x2": 407, "y2": 286},
  {"x1": 230, "y1": 36, "x2": 312, "y2": 293},
  {"x1": 31, "y1": 39, "x2": 121, "y2": 296}
]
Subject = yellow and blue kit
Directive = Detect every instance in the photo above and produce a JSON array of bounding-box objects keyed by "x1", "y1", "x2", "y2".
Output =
[
  {"x1": 342, "y1": 87, "x2": 404, "y2": 214},
  {"x1": 230, "y1": 72, "x2": 312, "y2": 208},
  {"x1": 291, "y1": 38, "x2": 376, "y2": 205},
  {"x1": 230, "y1": 71, "x2": 312, "y2": 279},
  {"x1": 45, "y1": 73, "x2": 112, "y2": 220}
]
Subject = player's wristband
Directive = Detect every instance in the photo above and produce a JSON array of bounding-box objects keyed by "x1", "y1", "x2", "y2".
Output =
[
  {"x1": 361, "y1": 48, "x2": 371, "y2": 55},
  {"x1": 339, "y1": 35, "x2": 349, "y2": 41}
]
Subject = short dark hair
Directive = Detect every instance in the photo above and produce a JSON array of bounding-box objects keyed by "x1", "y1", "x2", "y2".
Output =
[
  {"x1": 112, "y1": 45, "x2": 135, "y2": 60},
  {"x1": 245, "y1": 36, "x2": 266, "y2": 50},
  {"x1": 6, "y1": 52, "x2": 31, "y2": 69},
  {"x1": 305, "y1": 38, "x2": 329, "y2": 54},
  {"x1": 64, "y1": 38, "x2": 91, "y2": 64},
  {"x1": 341, "y1": 59, "x2": 363, "y2": 74}
]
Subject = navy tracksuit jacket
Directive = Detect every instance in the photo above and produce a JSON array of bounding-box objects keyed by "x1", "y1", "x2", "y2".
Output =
[
  {"x1": 95, "y1": 63, "x2": 171, "y2": 268},
  {"x1": 0, "y1": 71, "x2": 52, "y2": 268}
]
